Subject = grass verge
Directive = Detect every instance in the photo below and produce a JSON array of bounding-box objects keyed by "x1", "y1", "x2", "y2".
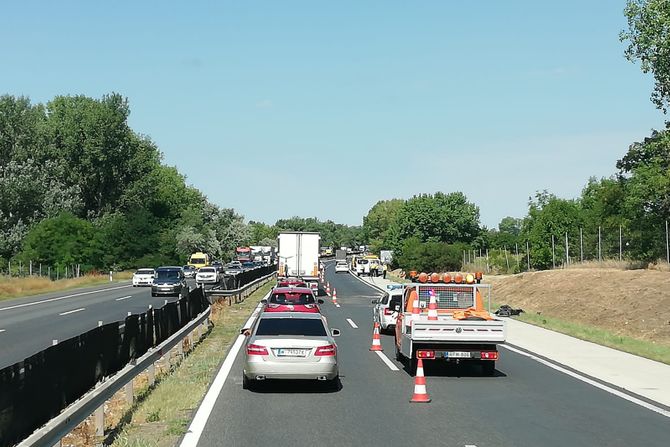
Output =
[
  {"x1": 109, "y1": 281, "x2": 274, "y2": 447},
  {"x1": 492, "y1": 301, "x2": 670, "y2": 365},
  {"x1": 0, "y1": 272, "x2": 133, "y2": 302}
]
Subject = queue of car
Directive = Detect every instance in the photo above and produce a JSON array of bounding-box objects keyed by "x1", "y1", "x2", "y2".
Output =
[{"x1": 242, "y1": 275, "x2": 339, "y2": 391}]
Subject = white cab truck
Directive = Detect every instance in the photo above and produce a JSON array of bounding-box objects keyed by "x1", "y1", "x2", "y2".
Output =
[
  {"x1": 277, "y1": 231, "x2": 321, "y2": 292},
  {"x1": 393, "y1": 277, "x2": 506, "y2": 376}
]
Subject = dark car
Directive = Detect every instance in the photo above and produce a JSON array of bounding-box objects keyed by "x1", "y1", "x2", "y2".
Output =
[
  {"x1": 152, "y1": 266, "x2": 187, "y2": 297},
  {"x1": 241, "y1": 261, "x2": 256, "y2": 270}
]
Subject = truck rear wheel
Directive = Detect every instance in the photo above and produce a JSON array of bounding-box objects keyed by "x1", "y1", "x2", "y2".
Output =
[{"x1": 481, "y1": 361, "x2": 495, "y2": 376}]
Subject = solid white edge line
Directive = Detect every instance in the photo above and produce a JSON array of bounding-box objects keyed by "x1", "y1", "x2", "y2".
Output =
[
  {"x1": 374, "y1": 350, "x2": 400, "y2": 371},
  {"x1": 180, "y1": 293, "x2": 269, "y2": 447},
  {"x1": 0, "y1": 284, "x2": 132, "y2": 312},
  {"x1": 59, "y1": 307, "x2": 86, "y2": 316},
  {"x1": 335, "y1": 304, "x2": 341, "y2": 308},
  {"x1": 501, "y1": 344, "x2": 670, "y2": 418},
  {"x1": 115, "y1": 295, "x2": 132, "y2": 301},
  {"x1": 0, "y1": 329, "x2": 6, "y2": 333},
  {"x1": 346, "y1": 318, "x2": 358, "y2": 329}
]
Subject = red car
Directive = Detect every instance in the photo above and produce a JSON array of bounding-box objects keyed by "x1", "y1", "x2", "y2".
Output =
[
  {"x1": 262, "y1": 287, "x2": 324, "y2": 313},
  {"x1": 276, "y1": 277, "x2": 309, "y2": 288}
]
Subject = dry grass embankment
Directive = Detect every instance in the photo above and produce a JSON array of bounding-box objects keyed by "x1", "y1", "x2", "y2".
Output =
[
  {"x1": 0, "y1": 272, "x2": 133, "y2": 302},
  {"x1": 487, "y1": 268, "x2": 670, "y2": 364}
]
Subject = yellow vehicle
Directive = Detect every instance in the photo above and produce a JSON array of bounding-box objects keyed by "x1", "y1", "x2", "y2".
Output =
[{"x1": 188, "y1": 252, "x2": 210, "y2": 269}]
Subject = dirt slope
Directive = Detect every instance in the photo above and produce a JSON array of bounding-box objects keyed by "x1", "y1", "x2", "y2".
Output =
[{"x1": 486, "y1": 268, "x2": 670, "y2": 345}]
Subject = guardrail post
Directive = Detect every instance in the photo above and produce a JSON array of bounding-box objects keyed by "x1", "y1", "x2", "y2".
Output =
[
  {"x1": 109, "y1": 270, "x2": 113, "y2": 282},
  {"x1": 94, "y1": 405, "x2": 104, "y2": 445},
  {"x1": 147, "y1": 363, "x2": 156, "y2": 386},
  {"x1": 124, "y1": 380, "x2": 134, "y2": 406}
]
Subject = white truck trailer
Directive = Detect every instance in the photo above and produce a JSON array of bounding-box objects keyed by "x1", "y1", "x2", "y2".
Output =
[
  {"x1": 393, "y1": 276, "x2": 506, "y2": 376},
  {"x1": 277, "y1": 231, "x2": 321, "y2": 292}
]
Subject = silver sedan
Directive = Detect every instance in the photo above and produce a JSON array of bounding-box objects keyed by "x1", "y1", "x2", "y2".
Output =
[{"x1": 242, "y1": 312, "x2": 340, "y2": 390}]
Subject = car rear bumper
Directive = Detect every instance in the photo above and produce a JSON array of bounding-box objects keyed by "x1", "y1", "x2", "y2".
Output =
[
  {"x1": 152, "y1": 287, "x2": 182, "y2": 296},
  {"x1": 244, "y1": 359, "x2": 338, "y2": 380}
]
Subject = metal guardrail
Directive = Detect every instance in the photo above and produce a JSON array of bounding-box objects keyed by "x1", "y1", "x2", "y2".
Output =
[
  {"x1": 18, "y1": 308, "x2": 211, "y2": 447},
  {"x1": 205, "y1": 271, "x2": 277, "y2": 305},
  {"x1": 16, "y1": 271, "x2": 277, "y2": 447}
]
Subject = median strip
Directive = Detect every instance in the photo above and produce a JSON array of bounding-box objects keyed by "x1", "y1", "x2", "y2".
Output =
[{"x1": 59, "y1": 307, "x2": 86, "y2": 316}]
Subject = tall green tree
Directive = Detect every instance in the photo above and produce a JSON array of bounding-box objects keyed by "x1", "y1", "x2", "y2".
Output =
[{"x1": 621, "y1": 0, "x2": 670, "y2": 112}]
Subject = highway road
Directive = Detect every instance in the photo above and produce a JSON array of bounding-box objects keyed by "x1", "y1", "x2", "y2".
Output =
[
  {"x1": 191, "y1": 261, "x2": 670, "y2": 447},
  {"x1": 0, "y1": 281, "x2": 195, "y2": 369}
]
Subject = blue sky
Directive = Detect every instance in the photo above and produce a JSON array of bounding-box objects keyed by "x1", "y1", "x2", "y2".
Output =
[{"x1": 1, "y1": 1, "x2": 665, "y2": 228}]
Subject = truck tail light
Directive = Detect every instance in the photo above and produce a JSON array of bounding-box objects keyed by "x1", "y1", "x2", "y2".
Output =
[
  {"x1": 416, "y1": 350, "x2": 435, "y2": 359},
  {"x1": 315, "y1": 344, "x2": 337, "y2": 356},
  {"x1": 481, "y1": 351, "x2": 498, "y2": 360},
  {"x1": 246, "y1": 344, "x2": 268, "y2": 356}
]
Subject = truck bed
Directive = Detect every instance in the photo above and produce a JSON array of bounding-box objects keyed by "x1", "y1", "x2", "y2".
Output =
[{"x1": 408, "y1": 317, "x2": 506, "y2": 343}]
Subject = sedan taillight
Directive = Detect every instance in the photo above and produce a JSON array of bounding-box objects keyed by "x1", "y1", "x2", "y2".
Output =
[
  {"x1": 246, "y1": 344, "x2": 268, "y2": 355},
  {"x1": 383, "y1": 308, "x2": 394, "y2": 315},
  {"x1": 315, "y1": 344, "x2": 337, "y2": 356}
]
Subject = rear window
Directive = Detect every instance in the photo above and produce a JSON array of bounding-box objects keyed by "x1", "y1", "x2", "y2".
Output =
[
  {"x1": 136, "y1": 269, "x2": 154, "y2": 275},
  {"x1": 199, "y1": 268, "x2": 215, "y2": 273},
  {"x1": 156, "y1": 270, "x2": 180, "y2": 280},
  {"x1": 255, "y1": 318, "x2": 327, "y2": 336},
  {"x1": 389, "y1": 296, "x2": 402, "y2": 310},
  {"x1": 270, "y1": 293, "x2": 315, "y2": 305},
  {"x1": 336, "y1": 261, "x2": 347, "y2": 266},
  {"x1": 357, "y1": 259, "x2": 368, "y2": 265}
]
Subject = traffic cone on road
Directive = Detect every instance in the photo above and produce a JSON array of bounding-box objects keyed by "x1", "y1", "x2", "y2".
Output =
[
  {"x1": 326, "y1": 284, "x2": 331, "y2": 296},
  {"x1": 427, "y1": 291, "x2": 438, "y2": 321},
  {"x1": 332, "y1": 288, "x2": 338, "y2": 304},
  {"x1": 410, "y1": 358, "x2": 431, "y2": 403},
  {"x1": 369, "y1": 322, "x2": 383, "y2": 351}
]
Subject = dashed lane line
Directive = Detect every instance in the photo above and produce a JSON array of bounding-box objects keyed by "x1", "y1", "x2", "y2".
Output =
[
  {"x1": 115, "y1": 295, "x2": 132, "y2": 301},
  {"x1": 59, "y1": 307, "x2": 86, "y2": 316},
  {"x1": 0, "y1": 284, "x2": 132, "y2": 312},
  {"x1": 0, "y1": 329, "x2": 6, "y2": 333},
  {"x1": 374, "y1": 350, "x2": 400, "y2": 371},
  {"x1": 346, "y1": 318, "x2": 358, "y2": 328}
]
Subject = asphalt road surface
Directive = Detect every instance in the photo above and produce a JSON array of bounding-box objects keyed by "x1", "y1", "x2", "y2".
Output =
[
  {"x1": 193, "y1": 261, "x2": 670, "y2": 447},
  {"x1": 0, "y1": 280, "x2": 195, "y2": 369}
]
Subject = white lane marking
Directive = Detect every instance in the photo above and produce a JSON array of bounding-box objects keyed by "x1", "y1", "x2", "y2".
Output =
[
  {"x1": 0, "y1": 329, "x2": 6, "y2": 333},
  {"x1": 180, "y1": 295, "x2": 268, "y2": 447},
  {"x1": 335, "y1": 303, "x2": 341, "y2": 308},
  {"x1": 0, "y1": 284, "x2": 132, "y2": 312},
  {"x1": 59, "y1": 307, "x2": 86, "y2": 316},
  {"x1": 374, "y1": 350, "x2": 400, "y2": 371},
  {"x1": 346, "y1": 318, "x2": 358, "y2": 329},
  {"x1": 115, "y1": 295, "x2": 132, "y2": 301},
  {"x1": 501, "y1": 345, "x2": 670, "y2": 418},
  {"x1": 465, "y1": 445, "x2": 478, "y2": 447}
]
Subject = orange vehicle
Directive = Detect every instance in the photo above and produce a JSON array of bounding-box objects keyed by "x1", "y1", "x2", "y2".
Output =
[{"x1": 393, "y1": 272, "x2": 506, "y2": 376}]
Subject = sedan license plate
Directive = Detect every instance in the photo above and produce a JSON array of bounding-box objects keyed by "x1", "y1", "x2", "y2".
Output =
[
  {"x1": 275, "y1": 348, "x2": 308, "y2": 357},
  {"x1": 446, "y1": 351, "x2": 471, "y2": 359}
]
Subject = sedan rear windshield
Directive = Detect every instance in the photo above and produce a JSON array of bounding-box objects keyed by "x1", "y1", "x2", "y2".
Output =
[
  {"x1": 199, "y1": 268, "x2": 215, "y2": 273},
  {"x1": 270, "y1": 293, "x2": 315, "y2": 305},
  {"x1": 136, "y1": 269, "x2": 154, "y2": 275},
  {"x1": 255, "y1": 318, "x2": 327, "y2": 336},
  {"x1": 357, "y1": 259, "x2": 368, "y2": 264}
]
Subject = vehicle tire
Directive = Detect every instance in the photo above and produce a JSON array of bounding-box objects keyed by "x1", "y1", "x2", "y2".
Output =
[
  {"x1": 242, "y1": 374, "x2": 253, "y2": 390},
  {"x1": 409, "y1": 356, "x2": 418, "y2": 376},
  {"x1": 395, "y1": 344, "x2": 403, "y2": 362},
  {"x1": 326, "y1": 375, "x2": 340, "y2": 391},
  {"x1": 151, "y1": 293, "x2": 156, "y2": 297},
  {"x1": 481, "y1": 361, "x2": 495, "y2": 376}
]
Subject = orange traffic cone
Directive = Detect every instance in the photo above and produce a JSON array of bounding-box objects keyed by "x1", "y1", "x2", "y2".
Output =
[
  {"x1": 410, "y1": 296, "x2": 421, "y2": 326},
  {"x1": 427, "y1": 292, "x2": 438, "y2": 321},
  {"x1": 369, "y1": 322, "x2": 383, "y2": 351},
  {"x1": 332, "y1": 288, "x2": 338, "y2": 304},
  {"x1": 410, "y1": 358, "x2": 431, "y2": 403},
  {"x1": 326, "y1": 284, "x2": 331, "y2": 296}
]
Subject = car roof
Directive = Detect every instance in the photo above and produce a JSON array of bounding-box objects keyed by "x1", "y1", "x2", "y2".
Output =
[
  {"x1": 258, "y1": 311, "x2": 323, "y2": 320},
  {"x1": 272, "y1": 287, "x2": 313, "y2": 294}
]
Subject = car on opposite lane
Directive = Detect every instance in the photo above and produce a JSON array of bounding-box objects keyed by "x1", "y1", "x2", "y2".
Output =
[
  {"x1": 262, "y1": 287, "x2": 324, "y2": 313},
  {"x1": 151, "y1": 266, "x2": 187, "y2": 297},
  {"x1": 196, "y1": 266, "x2": 220, "y2": 286},
  {"x1": 242, "y1": 312, "x2": 340, "y2": 390},
  {"x1": 334, "y1": 261, "x2": 349, "y2": 273},
  {"x1": 182, "y1": 265, "x2": 197, "y2": 279},
  {"x1": 132, "y1": 268, "x2": 155, "y2": 287}
]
